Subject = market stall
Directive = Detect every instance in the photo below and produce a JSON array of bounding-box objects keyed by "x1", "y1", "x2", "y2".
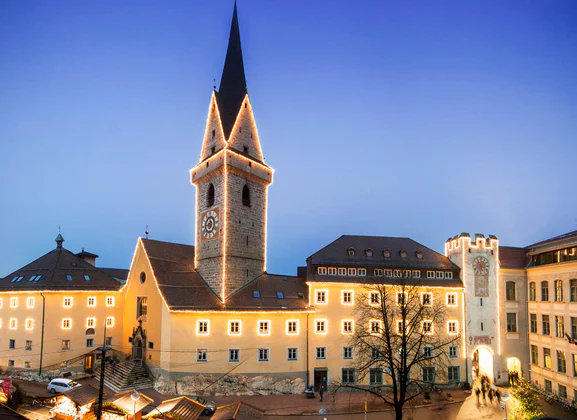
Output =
[{"x1": 52, "y1": 384, "x2": 101, "y2": 420}]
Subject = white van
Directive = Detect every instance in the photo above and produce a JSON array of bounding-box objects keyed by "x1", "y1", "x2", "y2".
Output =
[{"x1": 47, "y1": 378, "x2": 80, "y2": 394}]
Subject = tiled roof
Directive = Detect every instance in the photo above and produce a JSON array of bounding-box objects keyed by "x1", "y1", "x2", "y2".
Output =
[
  {"x1": 308, "y1": 235, "x2": 459, "y2": 270},
  {"x1": 63, "y1": 384, "x2": 100, "y2": 407},
  {"x1": 141, "y1": 239, "x2": 308, "y2": 311},
  {"x1": 212, "y1": 402, "x2": 264, "y2": 420},
  {"x1": 99, "y1": 268, "x2": 130, "y2": 282},
  {"x1": 499, "y1": 246, "x2": 529, "y2": 269},
  {"x1": 145, "y1": 396, "x2": 205, "y2": 420},
  {"x1": 0, "y1": 402, "x2": 28, "y2": 418},
  {"x1": 0, "y1": 246, "x2": 123, "y2": 292},
  {"x1": 109, "y1": 390, "x2": 154, "y2": 414},
  {"x1": 527, "y1": 229, "x2": 577, "y2": 248}
]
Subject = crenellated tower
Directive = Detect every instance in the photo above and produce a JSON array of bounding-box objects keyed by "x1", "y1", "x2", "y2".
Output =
[
  {"x1": 191, "y1": 4, "x2": 273, "y2": 301},
  {"x1": 446, "y1": 233, "x2": 502, "y2": 382}
]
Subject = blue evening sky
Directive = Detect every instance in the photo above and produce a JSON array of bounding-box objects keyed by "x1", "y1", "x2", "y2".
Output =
[{"x1": 1, "y1": 1, "x2": 576, "y2": 276}]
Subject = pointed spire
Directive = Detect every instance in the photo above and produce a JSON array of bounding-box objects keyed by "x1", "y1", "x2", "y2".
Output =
[
  {"x1": 55, "y1": 232, "x2": 65, "y2": 249},
  {"x1": 217, "y1": 1, "x2": 248, "y2": 140}
]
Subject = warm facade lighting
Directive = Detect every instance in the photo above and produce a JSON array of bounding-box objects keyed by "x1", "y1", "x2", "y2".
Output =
[
  {"x1": 257, "y1": 320, "x2": 271, "y2": 336},
  {"x1": 341, "y1": 290, "x2": 354, "y2": 306},
  {"x1": 62, "y1": 318, "x2": 72, "y2": 329},
  {"x1": 342, "y1": 319, "x2": 354, "y2": 334},
  {"x1": 87, "y1": 297, "x2": 96, "y2": 307},
  {"x1": 286, "y1": 319, "x2": 299, "y2": 335},
  {"x1": 26, "y1": 297, "x2": 35, "y2": 308},
  {"x1": 315, "y1": 319, "x2": 327, "y2": 335},
  {"x1": 63, "y1": 297, "x2": 73, "y2": 308},
  {"x1": 106, "y1": 296, "x2": 115, "y2": 307},
  {"x1": 228, "y1": 320, "x2": 242, "y2": 336},
  {"x1": 10, "y1": 297, "x2": 18, "y2": 308},
  {"x1": 9, "y1": 318, "x2": 17, "y2": 330},
  {"x1": 315, "y1": 289, "x2": 328, "y2": 305},
  {"x1": 105, "y1": 317, "x2": 114, "y2": 327},
  {"x1": 25, "y1": 318, "x2": 34, "y2": 330},
  {"x1": 87, "y1": 317, "x2": 96, "y2": 328},
  {"x1": 197, "y1": 320, "x2": 210, "y2": 335}
]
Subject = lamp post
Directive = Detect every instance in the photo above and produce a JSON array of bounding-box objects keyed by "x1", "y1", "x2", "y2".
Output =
[
  {"x1": 131, "y1": 391, "x2": 141, "y2": 420},
  {"x1": 501, "y1": 392, "x2": 510, "y2": 420}
]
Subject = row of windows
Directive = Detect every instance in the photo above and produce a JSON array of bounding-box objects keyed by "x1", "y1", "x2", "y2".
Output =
[
  {"x1": 344, "y1": 248, "x2": 423, "y2": 259},
  {"x1": 0, "y1": 296, "x2": 115, "y2": 309},
  {"x1": 316, "y1": 267, "x2": 454, "y2": 280},
  {"x1": 314, "y1": 290, "x2": 458, "y2": 307},
  {"x1": 532, "y1": 247, "x2": 577, "y2": 267},
  {"x1": 528, "y1": 280, "x2": 577, "y2": 303},
  {"x1": 6, "y1": 337, "x2": 112, "y2": 352},
  {"x1": 339, "y1": 366, "x2": 461, "y2": 385},
  {"x1": 538, "y1": 379, "x2": 576, "y2": 401},
  {"x1": 0, "y1": 317, "x2": 114, "y2": 331},
  {"x1": 529, "y1": 314, "x2": 577, "y2": 338},
  {"x1": 530, "y1": 344, "x2": 576, "y2": 378}
]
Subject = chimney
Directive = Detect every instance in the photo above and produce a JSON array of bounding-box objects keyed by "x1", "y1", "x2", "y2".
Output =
[{"x1": 76, "y1": 248, "x2": 99, "y2": 266}]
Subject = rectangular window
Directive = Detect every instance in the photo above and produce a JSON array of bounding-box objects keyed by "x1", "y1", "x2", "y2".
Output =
[
  {"x1": 60, "y1": 360, "x2": 69, "y2": 368},
  {"x1": 106, "y1": 296, "x2": 115, "y2": 307},
  {"x1": 555, "y1": 280, "x2": 564, "y2": 302},
  {"x1": 544, "y1": 348, "x2": 551, "y2": 369},
  {"x1": 422, "y1": 367, "x2": 435, "y2": 382},
  {"x1": 358, "y1": 268, "x2": 366, "y2": 276},
  {"x1": 422, "y1": 320, "x2": 433, "y2": 334},
  {"x1": 197, "y1": 349, "x2": 208, "y2": 362},
  {"x1": 449, "y1": 345, "x2": 458, "y2": 359},
  {"x1": 531, "y1": 345, "x2": 539, "y2": 365},
  {"x1": 370, "y1": 291, "x2": 380, "y2": 305},
  {"x1": 9, "y1": 339, "x2": 16, "y2": 349},
  {"x1": 337, "y1": 347, "x2": 351, "y2": 363},
  {"x1": 338, "y1": 268, "x2": 346, "y2": 276},
  {"x1": 370, "y1": 320, "x2": 381, "y2": 334},
  {"x1": 558, "y1": 351, "x2": 567, "y2": 373},
  {"x1": 61, "y1": 340, "x2": 70, "y2": 350},
  {"x1": 448, "y1": 321, "x2": 458, "y2": 334},
  {"x1": 87, "y1": 318, "x2": 96, "y2": 328},
  {"x1": 7, "y1": 360, "x2": 14, "y2": 367},
  {"x1": 396, "y1": 292, "x2": 407, "y2": 305},
  {"x1": 342, "y1": 320, "x2": 354, "y2": 334},
  {"x1": 427, "y1": 271, "x2": 435, "y2": 279},
  {"x1": 86, "y1": 338, "x2": 94, "y2": 347},
  {"x1": 25, "y1": 340, "x2": 32, "y2": 351},
  {"x1": 105, "y1": 337, "x2": 112, "y2": 346},
  {"x1": 105, "y1": 317, "x2": 114, "y2": 327},
  {"x1": 347, "y1": 268, "x2": 357, "y2": 276},
  {"x1": 287, "y1": 320, "x2": 298, "y2": 334},
  {"x1": 374, "y1": 269, "x2": 383, "y2": 276},
  {"x1": 436, "y1": 271, "x2": 444, "y2": 279},
  {"x1": 506, "y1": 313, "x2": 517, "y2": 333},
  {"x1": 137, "y1": 297, "x2": 148, "y2": 317},
  {"x1": 24, "y1": 361, "x2": 31, "y2": 369},
  {"x1": 541, "y1": 281, "x2": 549, "y2": 301},
  {"x1": 446, "y1": 293, "x2": 457, "y2": 306},
  {"x1": 529, "y1": 282, "x2": 536, "y2": 301},
  {"x1": 542, "y1": 315, "x2": 550, "y2": 336},
  {"x1": 413, "y1": 270, "x2": 421, "y2": 278},
  {"x1": 342, "y1": 368, "x2": 355, "y2": 384},
  {"x1": 315, "y1": 320, "x2": 326, "y2": 334},
  {"x1": 62, "y1": 318, "x2": 71, "y2": 329},
  {"x1": 421, "y1": 293, "x2": 432, "y2": 306},
  {"x1": 259, "y1": 321, "x2": 270, "y2": 335},
  {"x1": 573, "y1": 354, "x2": 577, "y2": 377},
  {"x1": 571, "y1": 280, "x2": 577, "y2": 302},
  {"x1": 316, "y1": 347, "x2": 326, "y2": 359},
  {"x1": 148, "y1": 342, "x2": 154, "y2": 349},
  {"x1": 25, "y1": 319, "x2": 34, "y2": 330},
  {"x1": 287, "y1": 348, "x2": 298, "y2": 361},
  {"x1": 371, "y1": 347, "x2": 381, "y2": 360},
  {"x1": 197, "y1": 320, "x2": 209, "y2": 335},
  {"x1": 404, "y1": 270, "x2": 412, "y2": 278},
  {"x1": 369, "y1": 368, "x2": 383, "y2": 384},
  {"x1": 556, "y1": 316, "x2": 565, "y2": 338},
  {"x1": 229, "y1": 349, "x2": 240, "y2": 363},
  {"x1": 384, "y1": 269, "x2": 392, "y2": 277},
  {"x1": 342, "y1": 291, "x2": 353, "y2": 305},
  {"x1": 0, "y1": 298, "x2": 3, "y2": 308},
  {"x1": 572, "y1": 317, "x2": 577, "y2": 339},
  {"x1": 445, "y1": 272, "x2": 453, "y2": 279},
  {"x1": 328, "y1": 267, "x2": 337, "y2": 276},
  {"x1": 26, "y1": 297, "x2": 34, "y2": 308},
  {"x1": 63, "y1": 297, "x2": 73, "y2": 308},
  {"x1": 530, "y1": 314, "x2": 537, "y2": 333},
  {"x1": 506, "y1": 282, "x2": 516, "y2": 301},
  {"x1": 229, "y1": 321, "x2": 241, "y2": 335},
  {"x1": 315, "y1": 290, "x2": 327, "y2": 304},
  {"x1": 10, "y1": 297, "x2": 18, "y2": 308},
  {"x1": 394, "y1": 270, "x2": 402, "y2": 278},
  {"x1": 396, "y1": 320, "x2": 406, "y2": 335},
  {"x1": 317, "y1": 267, "x2": 327, "y2": 275},
  {"x1": 258, "y1": 348, "x2": 269, "y2": 362},
  {"x1": 424, "y1": 346, "x2": 433, "y2": 358},
  {"x1": 87, "y1": 297, "x2": 96, "y2": 307},
  {"x1": 448, "y1": 366, "x2": 460, "y2": 382},
  {"x1": 545, "y1": 379, "x2": 552, "y2": 393},
  {"x1": 559, "y1": 384, "x2": 567, "y2": 399}
]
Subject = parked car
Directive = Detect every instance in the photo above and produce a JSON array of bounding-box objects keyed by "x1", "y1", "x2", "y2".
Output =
[
  {"x1": 47, "y1": 378, "x2": 81, "y2": 394},
  {"x1": 191, "y1": 396, "x2": 216, "y2": 415}
]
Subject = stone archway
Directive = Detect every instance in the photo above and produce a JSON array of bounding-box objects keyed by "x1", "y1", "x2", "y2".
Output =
[
  {"x1": 131, "y1": 320, "x2": 146, "y2": 362},
  {"x1": 472, "y1": 346, "x2": 494, "y2": 381},
  {"x1": 132, "y1": 337, "x2": 143, "y2": 361},
  {"x1": 507, "y1": 357, "x2": 522, "y2": 377}
]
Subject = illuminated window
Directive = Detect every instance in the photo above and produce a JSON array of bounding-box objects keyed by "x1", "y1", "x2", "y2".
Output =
[
  {"x1": 421, "y1": 293, "x2": 433, "y2": 306},
  {"x1": 87, "y1": 297, "x2": 96, "y2": 307},
  {"x1": 60, "y1": 360, "x2": 69, "y2": 368},
  {"x1": 338, "y1": 268, "x2": 346, "y2": 276},
  {"x1": 0, "y1": 298, "x2": 3, "y2": 308},
  {"x1": 396, "y1": 292, "x2": 407, "y2": 305},
  {"x1": 106, "y1": 296, "x2": 115, "y2": 307},
  {"x1": 62, "y1": 319, "x2": 72, "y2": 329},
  {"x1": 258, "y1": 348, "x2": 269, "y2": 362},
  {"x1": 343, "y1": 347, "x2": 353, "y2": 359},
  {"x1": 556, "y1": 316, "x2": 564, "y2": 337},
  {"x1": 544, "y1": 348, "x2": 551, "y2": 369},
  {"x1": 9, "y1": 318, "x2": 17, "y2": 330},
  {"x1": 229, "y1": 321, "x2": 241, "y2": 335},
  {"x1": 63, "y1": 297, "x2": 73, "y2": 308},
  {"x1": 448, "y1": 321, "x2": 458, "y2": 334},
  {"x1": 25, "y1": 340, "x2": 32, "y2": 351},
  {"x1": 287, "y1": 348, "x2": 298, "y2": 361},
  {"x1": 422, "y1": 321, "x2": 433, "y2": 334},
  {"x1": 61, "y1": 340, "x2": 70, "y2": 350},
  {"x1": 315, "y1": 320, "x2": 326, "y2": 334},
  {"x1": 24, "y1": 361, "x2": 31, "y2": 369},
  {"x1": 197, "y1": 321, "x2": 209, "y2": 335},
  {"x1": 370, "y1": 320, "x2": 381, "y2": 334},
  {"x1": 347, "y1": 268, "x2": 357, "y2": 276},
  {"x1": 10, "y1": 297, "x2": 18, "y2": 308},
  {"x1": 342, "y1": 291, "x2": 353, "y2": 305},
  {"x1": 286, "y1": 320, "x2": 298, "y2": 335},
  {"x1": 427, "y1": 271, "x2": 435, "y2": 279},
  {"x1": 87, "y1": 318, "x2": 95, "y2": 328},
  {"x1": 105, "y1": 337, "x2": 112, "y2": 346},
  {"x1": 370, "y1": 292, "x2": 380, "y2": 305},
  {"x1": 342, "y1": 320, "x2": 354, "y2": 334},
  {"x1": 316, "y1": 347, "x2": 326, "y2": 359},
  {"x1": 229, "y1": 349, "x2": 240, "y2": 362},
  {"x1": 137, "y1": 297, "x2": 147, "y2": 317},
  {"x1": 446, "y1": 293, "x2": 457, "y2": 306},
  {"x1": 25, "y1": 319, "x2": 34, "y2": 330},
  {"x1": 328, "y1": 267, "x2": 337, "y2": 276},
  {"x1": 317, "y1": 267, "x2": 327, "y2": 275},
  {"x1": 106, "y1": 317, "x2": 114, "y2": 327},
  {"x1": 258, "y1": 321, "x2": 270, "y2": 335},
  {"x1": 413, "y1": 270, "x2": 421, "y2": 278},
  {"x1": 315, "y1": 290, "x2": 327, "y2": 304},
  {"x1": 555, "y1": 280, "x2": 564, "y2": 302},
  {"x1": 197, "y1": 349, "x2": 208, "y2": 362},
  {"x1": 529, "y1": 282, "x2": 536, "y2": 301},
  {"x1": 0, "y1": 318, "x2": 2, "y2": 328},
  {"x1": 26, "y1": 297, "x2": 34, "y2": 308}
]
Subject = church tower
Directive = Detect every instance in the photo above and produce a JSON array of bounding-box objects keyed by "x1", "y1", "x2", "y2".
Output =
[{"x1": 191, "y1": 4, "x2": 273, "y2": 301}]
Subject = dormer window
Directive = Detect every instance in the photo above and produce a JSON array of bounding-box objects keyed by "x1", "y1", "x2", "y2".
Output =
[
  {"x1": 400, "y1": 250, "x2": 407, "y2": 259},
  {"x1": 277, "y1": 292, "x2": 284, "y2": 299},
  {"x1": 253, "y1": 290, "x2": 260, "y2": 298},
  {"x1": 365, "y1": 249, "x2": 373, "y2": 257},
  {"x1": 207, "y1": 183, "x2": 215, "y2": 208},
  {"x1": 416, "y1": 250, "x2": 423, "y2": 259},
  {"x1": 383, "y1": 249, "x2": 391, "y2": 258},
  {"x1": 347, "y1": 248, "x2": 355, "y2": 256}
]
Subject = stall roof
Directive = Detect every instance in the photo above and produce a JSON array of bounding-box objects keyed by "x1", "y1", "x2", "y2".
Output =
[
  {"x1": 144, "y1": 396, "x2": 205, "y2": 419},
  {"x1": 110, "y1": 390, "x2": 154, "y2": 414},
  {"x1": 63, "y1": 385, "x2": 101, "y2": 406}
]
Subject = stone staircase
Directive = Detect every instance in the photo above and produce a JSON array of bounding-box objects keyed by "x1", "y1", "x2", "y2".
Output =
[{"x1": 94, "y1": 359, "x2": 154, "y2": 393}]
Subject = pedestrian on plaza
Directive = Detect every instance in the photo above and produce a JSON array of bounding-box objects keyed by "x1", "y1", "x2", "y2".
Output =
[
  {"x1": 475, "y1": 387, "x2": 481, "y2": 406},
  {"x1": 488, "y1": 388, "x2": 494, "y2": 405},
  {"x1": 481, "y1": 385, "x2": 487, "y2": 403},
  {"x1": 514, "y1": 371, "x2": 519, "y2": 385},
  {"x1": 495, "y1": 389, "x2": 501, "y2": 405},
  {"x1": 507, "y1": 370, "x2": 512, "y2": 385},
  {"x1": 319, "y1": 385, "x2": 324, "y2": 402}
]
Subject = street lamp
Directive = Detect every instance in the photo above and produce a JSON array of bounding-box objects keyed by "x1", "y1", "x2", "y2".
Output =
[
  {"x1": 501, "y1": 392, "x2": 510, "y2": 420},
  {"x1": 131, "y1": 391, "x2": 140, "y2": 419}
]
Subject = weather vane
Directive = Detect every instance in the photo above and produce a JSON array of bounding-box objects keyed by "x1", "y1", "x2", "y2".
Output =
[{"x1": 145, "y1": 225, "x2": 149, "y2": 239}]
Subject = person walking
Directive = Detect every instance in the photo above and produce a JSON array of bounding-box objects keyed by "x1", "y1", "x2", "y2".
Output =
[
  {"x1": 319, "y1": 385, "x2": 324, "y2": 402},
  {"x1": 495, "y1": 388, "x2": 501, "y2": 405},
  {"x1": 475, "y1": 387, "x2": 481, "y2": 406},
  {"x1": 481, "y1": 385, "x2": 487, "y2": 404}
]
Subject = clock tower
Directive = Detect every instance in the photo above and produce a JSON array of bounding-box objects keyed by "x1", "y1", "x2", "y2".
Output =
[{"x1": 191, "y1": 4, "x2": 273, "y2": 301}]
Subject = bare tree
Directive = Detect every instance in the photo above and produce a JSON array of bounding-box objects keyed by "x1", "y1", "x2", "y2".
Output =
[{"x1": 335, "y1": 274, "x2": 461, "y2": 420}]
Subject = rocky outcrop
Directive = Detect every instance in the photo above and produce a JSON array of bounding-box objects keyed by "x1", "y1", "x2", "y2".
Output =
[
  {"x1": 8, "y1": 369, "x2": 90, "y2": 383},
  {"x1": 154, "y1": 374, "x2": 305, "y2": 396}
]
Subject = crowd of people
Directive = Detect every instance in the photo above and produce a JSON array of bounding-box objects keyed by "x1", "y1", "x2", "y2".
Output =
[
  {"x1": 508, "y1": 370, "x2": 520, "y2": 385},
  {"x1": 474, "y1": 374, "x2": 502, "y2": 407}
]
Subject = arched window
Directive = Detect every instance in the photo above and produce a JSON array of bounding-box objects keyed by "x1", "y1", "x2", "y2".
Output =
[
  {"x1": 207, "y1": 183, "x2": 215, "y2": 208},
  {"x1": 555, "y1": 280, "x2": 564, "y2": 302},
  {"x1": 85, "y1": 328, "x2": 95, "y2": 336},
  {"x1": 541, "y1": 281, "x2": 549, "y2": 301},
  {"x1": 505, "y1": 281, "x2": 516, "y2": 301},
  {"x1": 347, "y1": 248, "x2": 356, "y2": 256},
  {"x1": 365, "y1": 249, "x2": 373, "y2": 257},
  {"x1": 242, "y1": 185, "x2": 250, "y2": 207},
  {"x1": 529, "y1": 282, "x2": 536, "y2": 301}
]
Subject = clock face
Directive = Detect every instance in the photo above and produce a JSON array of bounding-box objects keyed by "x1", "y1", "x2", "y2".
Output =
[
  {"x1": 472, "y1": 256, "x2": 489, "y2": 275},
  {"x1": 201, "y1": 210, "x2": 219, "y2": 239}
]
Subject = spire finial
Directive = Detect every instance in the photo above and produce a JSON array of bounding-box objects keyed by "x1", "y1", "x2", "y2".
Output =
[
  {"x1": 55, "y1": 229, "x2": 65, "y2": 249},
  {"x1": 145, "y1": 225, "x2": 149, "y2": 240}
]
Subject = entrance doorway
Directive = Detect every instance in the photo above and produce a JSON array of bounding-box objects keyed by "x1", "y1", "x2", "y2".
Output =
[
  {"x1": 472, "y1": 347, "x2": 494, "y2": 381},
  {"x1": 314, "y1": 369, "x2": 327, "y2": 391},
  {"x1": 84, "y1": 355, "x2": 93, "y2": 371},
  {"x1": 507, "y1": 357, "x2": 522, "y2": 377},
  {"x1": 132, "y1": 338, "x2": 143, "y2": 361}
]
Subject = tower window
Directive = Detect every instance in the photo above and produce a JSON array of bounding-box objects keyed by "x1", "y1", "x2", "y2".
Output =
[
  {"x1": 242, "y1": 185, "x2": 251, "y2": 207},
  {"x1": 211, "y1": 146, "x2": 216, "y2": 155},
  {"x1": 212, "y1": 129, "x2": 215, "y2": 139},
  {"x1": 243, "y1": 146, "x2": 249, "y2": 154},
  {"x1": 207, "y1": 183, "x2": 215, "y2": 208}
]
